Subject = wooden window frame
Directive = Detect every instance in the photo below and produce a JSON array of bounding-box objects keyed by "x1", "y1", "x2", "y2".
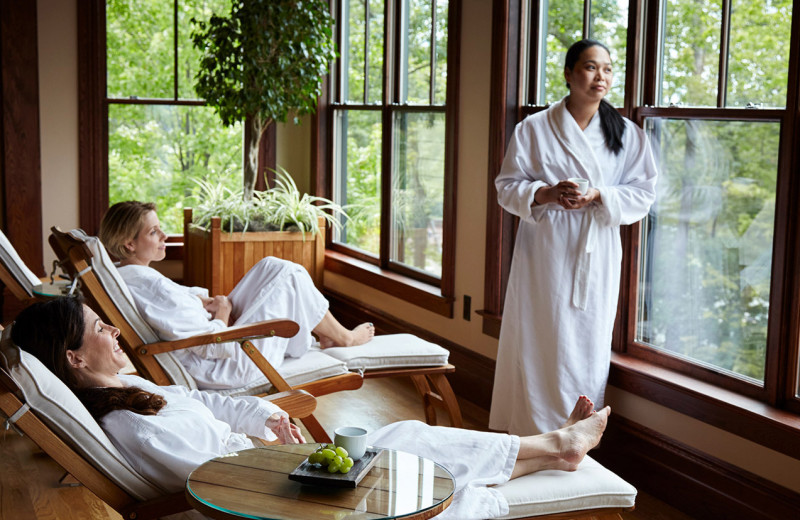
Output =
[
  {"x1": 77, "y1": 0, "x2": 275, "y2": 239},
  {"x1": 481, "y1": 0, "x2": 800, "y2": 452},
  {"x1": 317, "y1": 0, "x2": 461, "y2": 317}
]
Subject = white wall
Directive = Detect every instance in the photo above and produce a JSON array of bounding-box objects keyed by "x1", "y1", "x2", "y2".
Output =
[{"x1": 38, "y1": 0, "x2": 80, "y2": 271}]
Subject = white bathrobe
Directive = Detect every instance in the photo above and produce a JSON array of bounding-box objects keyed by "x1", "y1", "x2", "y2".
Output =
[
  {"x1": 104, "y1": 377, "x2": 519, "y2": 519},
  {"x1": 118, "y1": 256, "x2": 329, "y2": 389},
  {"x1": 489, "y1": 98, "x2": 657, "y2": 435}
]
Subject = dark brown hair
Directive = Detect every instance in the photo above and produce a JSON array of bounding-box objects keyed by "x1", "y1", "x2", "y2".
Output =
[{"x1": 11, "y1": 297, "x2": 166, "y2": 420}]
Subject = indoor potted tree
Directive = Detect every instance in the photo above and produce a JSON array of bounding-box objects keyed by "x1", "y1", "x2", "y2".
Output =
[{"x1": 186, "y1": 0, "x2": 337, "y2": 292}]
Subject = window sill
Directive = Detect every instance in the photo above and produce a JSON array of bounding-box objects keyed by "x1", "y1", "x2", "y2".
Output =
[
  {"x1": 324, "y1": 251, "x2": 454, "y2": 318},
  {"x1": 610, "y1": 351, "x2": 800, "y2": 460}
]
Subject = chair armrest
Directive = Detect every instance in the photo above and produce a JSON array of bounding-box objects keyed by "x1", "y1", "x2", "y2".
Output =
[
  {"x1": 135, "y1": 319, "x2": 300, "y2": 356},
  {"x1": 263, "y1": 389, "x2": 317, "y2": 418}
]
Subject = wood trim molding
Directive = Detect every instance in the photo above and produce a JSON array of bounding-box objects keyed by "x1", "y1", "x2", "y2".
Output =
[
  {"x1": 77, "y1": 0, "x2": 107, "y2": 236},
  {"x1": 0, "y1": 0, "x2": 44, "y2": 273},
  {"x1": 324, "y1": 251, "x2": 454, "y2": 318},
  {"x1": 593, "y1": 415, "x2": 800, "y2": 520}
]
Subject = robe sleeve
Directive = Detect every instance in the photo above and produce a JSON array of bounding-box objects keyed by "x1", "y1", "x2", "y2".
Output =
[
  {"x1": 181, "y1": 386, "x2": 286, "y2": 441},
  {"x1": 125, "y1": 269, "x2": 238, "y2": 360},
  {"x1": 594, "y1": 121, "x2": 658, "y2": 227},
  {"x1": 495, "y1": 119, "x2": 550, "y2": 221}
]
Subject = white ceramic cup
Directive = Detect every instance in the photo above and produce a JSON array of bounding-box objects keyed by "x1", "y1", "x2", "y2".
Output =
[
  {"x1": 567, "y1": 177, "x2": 589, "y2": 195},
  {"x1": 334, "y1": 426, "x2": 368, "y2": 461}
]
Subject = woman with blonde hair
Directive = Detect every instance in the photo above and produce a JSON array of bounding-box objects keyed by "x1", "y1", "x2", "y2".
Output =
[{"x1": 100, "y1": 200, "x2": 374, "y2": 390}]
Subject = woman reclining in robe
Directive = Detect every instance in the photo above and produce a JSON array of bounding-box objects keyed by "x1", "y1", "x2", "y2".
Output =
[
  {"x1": 99, "y1": 200, "x2": 374, "y2": 390},
  {"x1": 11, "y1": 297, "x2": 610, "y2": 520}
]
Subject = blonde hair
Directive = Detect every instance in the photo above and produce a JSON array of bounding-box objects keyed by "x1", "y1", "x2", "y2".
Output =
[{"x1": 99, "y1": 201, "x2": 157, "y2": 260}]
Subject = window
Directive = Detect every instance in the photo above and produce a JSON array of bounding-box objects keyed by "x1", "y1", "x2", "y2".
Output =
[
  {"x1": 105, "y1": 0, "x2": 242, "y2": 234},
  {"x1": 483, "y1": 0, "x2": 800, "y2": 440},
  {"x1": 325, "y1": 0, "x2": 458, "y2": 305}
]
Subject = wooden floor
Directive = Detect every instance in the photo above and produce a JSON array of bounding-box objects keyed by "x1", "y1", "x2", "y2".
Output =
[{"x1": 0, "y1": 376, "x2": 696, "y2": 520}]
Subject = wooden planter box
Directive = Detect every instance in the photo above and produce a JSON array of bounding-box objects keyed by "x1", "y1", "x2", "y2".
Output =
[{"x1": 183, "y1": 208, "x2": 325, "y2": 296}]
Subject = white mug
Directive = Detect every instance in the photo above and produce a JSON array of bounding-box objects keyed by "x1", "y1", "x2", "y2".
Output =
[
  {"x1": 567, "y1": 177, "x2": 589, "y2": 195},
  {"x1": 334, "y1": 426, "x2": 368, "y2": 461}
]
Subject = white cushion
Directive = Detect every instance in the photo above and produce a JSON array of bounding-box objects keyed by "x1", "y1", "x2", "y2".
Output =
[
  {"x1": 495, "y1": 455, "x2": 637, "y2": 518},
  {"x1": 209, "y1": 349, "x2": 350, "y2": 397},
  {"x1": 321, "y1": 334, "x2": 450, "y2": 371},
  {"x1": 0, "y1": 327, "x2": 164, "y2": 500},
  {"x1": 0, "y1": 229, "x2": 40, "y2": 296},
  {"x1": 70, "y1": 229, "x2": 196, "y2": 389}
]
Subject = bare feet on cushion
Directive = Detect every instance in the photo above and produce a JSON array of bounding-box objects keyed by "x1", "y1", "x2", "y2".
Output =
[
  {"x1": 318, "y1": 322, "x2": 375, "y2": 348},
  {"x1": 556, "y1": 406, "x2": 610, "y2": 466},
  {"x1": 562, "y1": 395, "x2": 594, "y2": 427}
]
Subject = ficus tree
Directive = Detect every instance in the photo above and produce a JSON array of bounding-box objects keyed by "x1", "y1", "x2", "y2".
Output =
[{"x1": 192, "y1": 0, "x2": 337, "y2": 200}]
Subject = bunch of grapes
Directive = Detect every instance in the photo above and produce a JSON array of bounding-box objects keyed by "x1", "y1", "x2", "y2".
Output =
[{"x1": 307, "y1": 444, "x2": 355, "y2": 474}]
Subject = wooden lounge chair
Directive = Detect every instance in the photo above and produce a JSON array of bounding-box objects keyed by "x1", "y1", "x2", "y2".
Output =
[
  {"x1": 49, "y1": 227, "x2": 463, "y2": 438},
  {"x1": 0, "y1": 325, "x2": 317, "y2": 520},
  {"x1": 1, "y1": 323, "x2": 635, "y2": 520}
]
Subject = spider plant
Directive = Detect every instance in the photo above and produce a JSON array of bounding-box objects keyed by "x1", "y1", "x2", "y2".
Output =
[{"x1": 265, "y1": 167, "x2": 348, "y2": 235}]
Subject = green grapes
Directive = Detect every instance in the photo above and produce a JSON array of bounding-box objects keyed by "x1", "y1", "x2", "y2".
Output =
[{"x1": 307, "y1": 444, "x2": 355, "y2": 474}]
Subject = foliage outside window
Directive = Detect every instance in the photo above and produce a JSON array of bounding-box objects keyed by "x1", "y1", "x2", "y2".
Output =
[
  {"x1": 106, "y1": 0, "x2": 242, "y2": 234},
  {"x1": 635, "y1": 0, "x2": 792, "y2": 387},
  {"x1": 331, "y1": 0, "x2": 450, "y2": 282},
  {"x1": 530, "y1": 0, "x2": 628, "y2": 107}
]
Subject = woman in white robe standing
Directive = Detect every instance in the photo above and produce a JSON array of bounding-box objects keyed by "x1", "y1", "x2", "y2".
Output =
[
  {"x1": 489, "y1": 40, "x2": 657, "y2": 435},
  {"x1": 13, "y1": 297, "x2": 611, "y2": 520},
  {"x1": 99, "y1": 201, "x2": 375, "y2": 390}
]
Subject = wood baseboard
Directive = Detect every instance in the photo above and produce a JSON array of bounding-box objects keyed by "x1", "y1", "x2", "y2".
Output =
[{"x1": 324, "y1": 289, "x2": 800, "y2": 520}]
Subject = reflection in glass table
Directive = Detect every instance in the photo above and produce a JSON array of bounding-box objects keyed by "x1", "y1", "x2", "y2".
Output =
[{"x1": 186, "y1": 444, "x2": 455, "y2": 520}]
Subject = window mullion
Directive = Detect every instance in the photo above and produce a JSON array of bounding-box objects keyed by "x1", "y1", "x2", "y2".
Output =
[
  {"x1": 583, "y1": 0, "x2": 591, "y2": 39},
  {"x1": 173, "y1": 0, "x2": 178, "y2": 100},
  {"x1": 430, "y1": 0, "x2": 437, "y2": 104},
  {"x1": 364, "y1": 0, "x2": 370, "y2": 104},
  {"x1": 717, "y1": 0, "x2": 732, "y2": 108}
]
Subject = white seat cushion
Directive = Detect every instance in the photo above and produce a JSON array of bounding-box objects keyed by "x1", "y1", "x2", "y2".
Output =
[
  {"x1": 0, "y1": 229, "x2": 41, "y2": 296},
  {"x1": 321, "y1": 334, "x2": 450, "y2": 371},
  {"x1": 0, "y1": 327, "x2": 164, "y2": 500},
  {"x1": 71, "y1": 229, "x2": 196, "y2": 389},
  {"x1": 495, "y1": 455, "x2": 637, "y2": 519},
  {"x1": 209, "y1": 349, "x2": 350, "y2": 397}
]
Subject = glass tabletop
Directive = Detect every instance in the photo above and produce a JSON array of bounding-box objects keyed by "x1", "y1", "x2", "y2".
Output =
[
  {"x1": 186, "y1": 444, "x2": 455, "y2": 520},
  {"x1": 32, "y1": 280, "x2": 73, "y2": 298}
]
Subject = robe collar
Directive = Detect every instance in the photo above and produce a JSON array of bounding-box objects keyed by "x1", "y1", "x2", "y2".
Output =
[{"x1": 546, "y1": 97, "x2": 604, "y2": 188}]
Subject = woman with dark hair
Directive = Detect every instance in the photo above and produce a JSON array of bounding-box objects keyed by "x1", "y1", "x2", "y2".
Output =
[
  {"x1": 490, "y1": 39, "x2": 658, "y2": 435},
  {"x1": 12, "y1": 297, "x2": 610, "y2": 519}
]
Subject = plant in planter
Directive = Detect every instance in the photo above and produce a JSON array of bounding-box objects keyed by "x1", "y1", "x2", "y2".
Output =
[
  {"x1": 191, "y1": 0, "x2": 336, "y2": 200},
  {"x1": 184, "y1": 169, "x2": 347, "y2": 294}
]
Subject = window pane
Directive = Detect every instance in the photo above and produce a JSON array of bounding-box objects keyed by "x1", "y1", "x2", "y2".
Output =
[
  {"x1": 108, "y1": 104, "x2": 242, "y2": 233},
  {"x1": 342, "y1": 0, "x2": 384, "y2": 104},
  {"x1": 333, "y1": 110, "x2": 382, "y2": 256},
  {"x1": 637, "y1": 118, "x2": 779, "y2": 383},
  {"x1": 107, "y1": 0, "x2": 174, "y2": 98},
  {"x1": 391, "y1": 111, "x2": 445, "y2": 278},
  {"x1": 727, "y1": 0, "x2": 792, "y2": 108},
  {"x1": 542, "y1": 0, "x2": 583, "y2": 105},
  {"x1": 178, "y1": 0, "x2": 233, "y2": 99},
  {"x1": 433, "y1": 0, "x2": 449, "y2": 104},
  {"x1": 589, "y1": 0, "x2": 628, "y2": 107},
  {"x1": 402, "y1": 0, "x2": 448, "y2": 105},
  {"x1": 660, "y1": 0, "x2": 722, "y2": 107}
]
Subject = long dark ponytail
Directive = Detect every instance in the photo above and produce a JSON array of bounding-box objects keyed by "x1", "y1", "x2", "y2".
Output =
[
  {"x1": 564, "y1": 39, "x2": 625, "y2": 155},
  {"x1": 11, "y1": 297, "x2": 166, "y2": 420}
]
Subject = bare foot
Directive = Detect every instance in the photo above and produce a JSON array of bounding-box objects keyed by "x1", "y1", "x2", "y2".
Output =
[
  {"x1": 562, "y1": 395, "x2": 594, "y2": 427},
  {"x1": 557, "y1": 406, "x2": 610, "y2": 466},
  {"x1": 318, "y1": 322, "x2": 375, "y2": 348}
]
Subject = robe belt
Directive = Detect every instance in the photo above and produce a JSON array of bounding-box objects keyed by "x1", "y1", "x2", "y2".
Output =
[{"x1": 532, "y1": 204, "x2": 598, "y2": 311}]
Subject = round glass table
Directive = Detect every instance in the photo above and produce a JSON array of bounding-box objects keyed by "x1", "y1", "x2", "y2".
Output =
[{"x1": 186, "y1": 444, "x2": 455, "y2": 520}]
